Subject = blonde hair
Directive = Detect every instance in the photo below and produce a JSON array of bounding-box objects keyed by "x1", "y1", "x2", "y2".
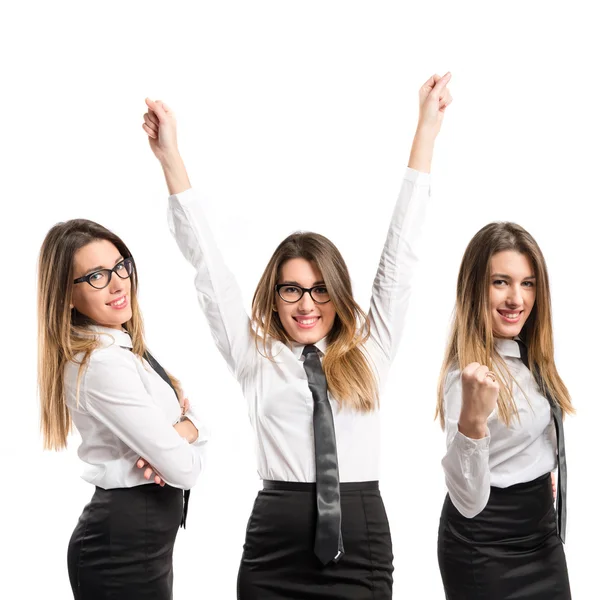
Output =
[
  {"x1": 38, "y1": 219, "x2": 181, "y2": 450},
  {"x1": 436, "y1": 222, "x2": 574, "y2": 429},
  {"x1": 252, "y1": 232, "x2": 378, "y2": 412}
]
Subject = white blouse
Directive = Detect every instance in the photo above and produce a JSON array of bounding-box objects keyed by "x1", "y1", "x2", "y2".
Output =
[
  {"x1": 441, "y1": 338, "x2": 557, "y2": 518},
  {"x1": 167, "y1": 167, "x2": 431, "y2": 483},
  {"x1": 65, "y1": 326, "x2": 209, "y2": 490}
]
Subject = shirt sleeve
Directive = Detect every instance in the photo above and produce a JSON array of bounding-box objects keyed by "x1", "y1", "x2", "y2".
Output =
[
  {"x1": 441, "y1": 369, "x2": 492, "y2": 518},
  {"x1": 367, "y1": 168, "x2": 432, "y2": 371},
  {"x1": 167, "y1": 188, "x2": 256, "y2": 380},
  {"x1": 182, "y1": 403, "x2": 211, "y2": 448},
  {"x1": 81, "y1": 350, "x2": 207, "y2": 490}
]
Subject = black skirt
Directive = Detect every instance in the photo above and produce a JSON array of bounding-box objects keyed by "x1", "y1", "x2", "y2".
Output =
[
  {"x1": 438, "y1": 473, "x2": 571, "y2": 600},
  {"x1": 237, "y1": 480, "x2": 393, "y2": 600},
  {"x1": 67, "y1": 483, "x2": 184, "y2": 600}
]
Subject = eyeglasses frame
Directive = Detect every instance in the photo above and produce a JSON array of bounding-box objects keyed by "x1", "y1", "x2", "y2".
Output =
[
  {"x1": 73, "y1": 257, "x2": 135, "y2": 289},
  {"x1": 274, "y1": 283, "x2": 331, "y2": 304}
]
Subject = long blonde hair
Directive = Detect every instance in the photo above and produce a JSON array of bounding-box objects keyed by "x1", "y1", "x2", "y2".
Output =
[
  {"x1": 38, "y1": 219, "x2": 181, "y2": 451},
  {"x1": 436, "y1": 222, "x2": 574, "y2": 429},
  {"x1": 252, "y1": 232, "x2": 378, "y2": 412}
]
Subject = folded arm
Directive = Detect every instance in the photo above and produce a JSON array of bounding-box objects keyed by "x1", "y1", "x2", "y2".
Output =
[{"x1": 83, "y1": 351, "x2": 208, "y2": 490}]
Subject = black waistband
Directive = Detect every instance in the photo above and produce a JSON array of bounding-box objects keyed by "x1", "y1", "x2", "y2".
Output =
[
  {"x1": 262, "y1": 480, "x2": 379, "y2": 492},
  {"x1": 490, "y1": 472, "x2": 551, "y2": 494},
  {"x1": 94, "y1": 484, "x2": 189, "y2": 528}
]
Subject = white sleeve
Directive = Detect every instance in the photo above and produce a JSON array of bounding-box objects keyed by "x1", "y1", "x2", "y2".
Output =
[
  {"x1": 367, "y1": 168, "x2": 432, "y2": 373},
  {"x1": 182, "y1": 403, "x2": 211, "y2": 448},
  {"x1": 81, "y1": 351, "x2": 207, "y2": 490},
  {"x1": 441, "y1": 370, "x2": 492, "y2": 518},
  {"x1": 167, "y1": 188, "x2": 256, "y2": 381}
]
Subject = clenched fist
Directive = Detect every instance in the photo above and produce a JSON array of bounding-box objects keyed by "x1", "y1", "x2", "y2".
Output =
[
  {"x1": 143, "y1": 98, "x2": 179, "y2": 163},
  {"x1": 417, "y1": 72, "x2": 452, "y2": 137},
  {"x1": 458, "y1": 362, "x2": 499, "y2": 439},
  {"x1": 142, "y1": 98, "x2": 191, "y2": 195},
  {"x1": 407, "y1": 72, "x2": 452, "y2": 173}
]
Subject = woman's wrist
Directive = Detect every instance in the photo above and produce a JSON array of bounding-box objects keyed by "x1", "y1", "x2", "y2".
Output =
[
  {"x1": 414, "y1": 124, "x2": 438, "y2": 144},
  {"x1": 174, "y1": 418, "x2": 199, "y2": 443},
  {"x1": 408, "y1": 128, "x2": 436, "y2": 173},
  {"x1": 457, "y1": 412, "x2": 488, "y2": 440},
  {"x1": 160, "y1": 152, "x2": 191, "y2": 196},
  {"x1": 159, "y1": 149, "x2": 183, "y2": 169}
]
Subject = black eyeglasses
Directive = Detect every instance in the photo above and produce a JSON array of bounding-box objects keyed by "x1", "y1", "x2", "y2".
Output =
[
  {"x1": 275, "y1": 284, "x2": 331, "y2": 304},
  {"x1": 73, "y1": 258, "x2": 135, "y2": 290}
]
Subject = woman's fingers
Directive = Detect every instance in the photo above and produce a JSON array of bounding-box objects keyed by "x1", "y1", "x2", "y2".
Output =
[
  {"x1": 440, "y1": 89, "x2": 453, "y2": 110},
  {"x1": 146, "y1": 110, "x2": 159, "y2": 126},
  {"x1": 430, "y1": 71, "x2": 452, "y2": 96},
  {"x1": 462, "y1": 362, "x2": 482, "y2": 377},
  {"x1": 142, "y1": 123, "x2": 157, "y2": 139},
  {"x1": 136, "y1": 458, "x2": 164, "y2": 485},
  {"x1": 474, "y1": 364, "x2": 491, "y2": 383},
  {"x1": 421, "y1": 74, "x2": 438, "y2": 95},
  {"x1": 145, "y1": 97, "x2": 169, "y2": 123},
  {"x1": 144, "y1": 113, "x2": 158, "y2": 133},
  {"x1": 181, "y1": 397, "x2": 190, "y2": 415}
]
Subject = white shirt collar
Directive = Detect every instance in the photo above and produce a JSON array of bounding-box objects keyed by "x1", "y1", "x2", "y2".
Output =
[
  {"x1": 494, "y1": 337, "x2": 522, "y2": 359},
  {"x1": 86, "y1": 325, "x2": 133, "y2": 349},
  {"x1": 290, "y1": 336, "x2": 328, "y2": 360}
]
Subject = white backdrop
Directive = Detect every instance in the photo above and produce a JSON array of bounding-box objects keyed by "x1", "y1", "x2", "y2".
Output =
[{"x1": 1, "y1": 1, "x2": 598, "y2": 598}]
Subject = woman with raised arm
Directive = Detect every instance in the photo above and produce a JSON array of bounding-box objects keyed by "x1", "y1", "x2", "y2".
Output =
[
  {"x1": 38, "y1": 220, "x2": 209, "y2": 599},
  {"x1": 142, "y1": 73, "x2": 451, "y2": 599},
  {"x1": 436, "y1": 223, "x2": 573, "y2": 599}
]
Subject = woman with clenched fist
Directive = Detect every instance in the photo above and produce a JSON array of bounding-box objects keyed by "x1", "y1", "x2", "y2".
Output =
[{"x1": 436, "y1": 223, "x2": 574, "y2": 599}]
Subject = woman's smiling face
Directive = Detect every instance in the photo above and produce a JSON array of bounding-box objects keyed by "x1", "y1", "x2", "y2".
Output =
[
  {"x1": 71, "y1": 239, "x2": 133, "y2": 329},
  {"x1": 488, "y1": 250, "x2": 536, "y2": 339},
  {"x1": 275, "y1": 258, "x2": 337, "y2": 345}
]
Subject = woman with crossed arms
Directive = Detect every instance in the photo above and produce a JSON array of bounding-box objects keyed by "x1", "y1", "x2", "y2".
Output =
[{"x1": 38, "y1": 219, "x2": 208, "y2": 599}]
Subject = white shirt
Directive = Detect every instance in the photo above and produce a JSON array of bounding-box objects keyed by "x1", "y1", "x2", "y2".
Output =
[
  {"x1": 167, "y1": 167, "x2": 431, "y2": 482},
  {"x1": 441, "y1": 338, "x2": 557, "y2": 518},
  {"x1": 65, "y1": 326, "x2": 209, "y2": 490}
]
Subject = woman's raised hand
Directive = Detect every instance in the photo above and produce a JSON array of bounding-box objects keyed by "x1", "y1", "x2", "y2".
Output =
[
  {"x1": 417, "y1": 72, "x2": 452, "y2": 137},
  {"x1": 143, "y1": 98, "x2": 179, "y2": 163},
  {"x1": 142, "y1": 98, "x2": 191, "y2": 195},
  {"x1": 407, "y1": 72, "x2": 452, "y2": 172},
  {"x1": 458, "y1": 362, "x2": 500, "y2": 440}
]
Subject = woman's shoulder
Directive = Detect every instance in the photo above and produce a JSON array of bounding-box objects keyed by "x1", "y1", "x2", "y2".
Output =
[{"x1": 65, "y1": 343, "x2": 137, "y2": 392}]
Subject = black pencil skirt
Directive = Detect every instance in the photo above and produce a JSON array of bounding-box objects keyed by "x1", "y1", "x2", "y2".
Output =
[
  {"x1": 67, "y1": 483, "x2": 184, "y2": 600},
  {"x1": 237, "y1": 480, "x2": 393, "y2": 600},
  {"x1": 438, "y1": 473, "x2": 571, "y2": 600}
]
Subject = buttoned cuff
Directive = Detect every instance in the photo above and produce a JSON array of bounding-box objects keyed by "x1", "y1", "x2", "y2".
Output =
[
  {"x1": 181, "y1": 407, "x2": 210, "y2": 447},
  {"x1": 455, "y1": 429, "x2": 491, "y2": 452}
]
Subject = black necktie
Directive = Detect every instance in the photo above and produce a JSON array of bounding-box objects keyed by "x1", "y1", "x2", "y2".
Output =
[
  {"x1": 144, "y1": 350, "x2": 191, "y2": 529},
  {"x1": 302, "y1": 345, "x2": 344, "y2": 565},
  {"x1": 515, "y1": 340, "x2": 567, "y2": 543}
]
